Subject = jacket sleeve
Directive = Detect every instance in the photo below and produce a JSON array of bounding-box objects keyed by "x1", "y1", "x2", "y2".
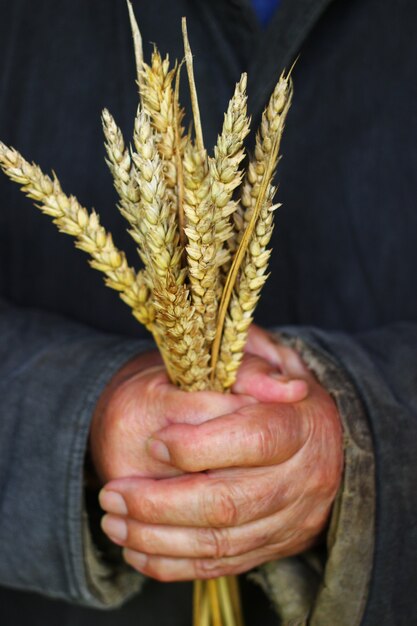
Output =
[
  {"x1": 255, "y1": 321, "x2": 417, "y2": 626},
  {"x1": 0, "y1": 298, "x2": 150, "y2": 608}
]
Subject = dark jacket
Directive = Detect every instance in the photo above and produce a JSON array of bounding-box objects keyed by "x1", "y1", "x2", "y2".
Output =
[{"x1": 0, "y1": 1, "x2": 416, "y2": 625}]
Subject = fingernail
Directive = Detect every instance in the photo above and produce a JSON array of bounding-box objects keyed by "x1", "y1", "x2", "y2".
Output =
[
  {"x1": 124, "y1": 548, "x2": 148, "y2": 569},
  {"x1": 148, "y1": 438, "x2": 171, "y2": 464},
  {"x1": 101, "y1": 515, "x2": 127, "y2": 542},
  {"x1": 99, "y1": 489, "x2": 128, "y2": 515}
]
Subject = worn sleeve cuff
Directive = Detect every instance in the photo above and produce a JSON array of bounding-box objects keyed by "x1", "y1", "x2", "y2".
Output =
[
  {"x1": 252, "y1": 331, "x2": 375, "y2": 626},
  {"x1": 68, "y1": 340, "x2": 153, "y2": 608},
  {"x1": 68, "y1": 338, "x2": 153, "y2": 608}
]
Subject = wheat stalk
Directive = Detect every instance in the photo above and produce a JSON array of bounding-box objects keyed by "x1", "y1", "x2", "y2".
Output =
[
  {"x1": 0, "y1": 142, "x2": 153, "y2": 327},
  {"x1": 209, "y1": 73, "x2": 251, "y2": 280},
  {"x1": 101, "y1": 108, "x2": 143, "y2": 234},
  {"x1": 131, "y1": 107, "x2": 183, "y2": 283},
  {"x1": 182, "y1": 18, "x2": 204, "y2": 153},
  {"x1": 126, "y1": 1, "x2": 186, "y2": 248},
  {"x1": 174, "y1": 63, "x2": 187, "y2": 250},
  {"x1": 126, "y1": 0, "x2": 145, "y2": 99},
  {"x1": 216, "y1": 188, "x2": 279, "y2": 387},
  {"x1": 141, "y1": 50, "x2": 186, "y2": 205},
  {"x1": 212, "y1": 72, "x2": 293, "y2": 385},
  {"x1": 182, "y1": 73, "x2": 250, "y2": 348},
  {"x1": 233, "y1": 73, "x2": 292, "y2": 243},
  {"x1": 183, "y1": 140, "x2": 220, "y2": 344},
  {"x1": 180, "y1": 21, "x2": 221, "y2": 346}
]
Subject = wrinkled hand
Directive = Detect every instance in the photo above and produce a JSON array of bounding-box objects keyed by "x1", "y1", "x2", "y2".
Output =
[
  {"x1": 90, "y1": 352, "x2": 250, "y2": 483},
  {"x1": 90, "y1": 334, "x2": 307, "y2": 483},
  {"x1": 99, "y1": 327, "x2": 343, "y2": 581}
]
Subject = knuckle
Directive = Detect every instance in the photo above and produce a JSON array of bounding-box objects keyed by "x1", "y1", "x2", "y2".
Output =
[
  {"x1": 131, "y1": 526, "x2": 154, "y2": 553},
  {"x1": 303, "y1": 513, "x2": 326, "y2": 538},
  {"x1": 138, "y1": 494, "x2": 162, "y2": 524},
  {"x1": 203, "y1": 486, "x2": 239, "y2": 527},
  {"x1": 177, "y1": 442, "x2": 201, "y2": 472},
  {"x1": 310, "y1": 463, "x2": 340, "y2": 499},
  {"x1": 310, "y1": 470, "x2": 328, "y2": 497},
  {"x1": 197, "y1": 528, "x2": 233, "y2": 559},
  {"x1": 193, "y1": 558, "x2": 225, "y2": 580},
  {"x1": 253, "y1": 422, "x2": 278, "y2": 461}
]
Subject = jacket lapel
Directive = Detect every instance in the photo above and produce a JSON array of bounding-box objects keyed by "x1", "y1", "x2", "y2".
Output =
[{"x1": 246, "y1": 0, "x2": 337, "y2": 118}]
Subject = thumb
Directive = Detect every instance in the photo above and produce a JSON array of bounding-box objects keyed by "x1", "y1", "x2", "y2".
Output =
[{"x1": 147, "y1": 402, "x2": 309, "y2": 472}]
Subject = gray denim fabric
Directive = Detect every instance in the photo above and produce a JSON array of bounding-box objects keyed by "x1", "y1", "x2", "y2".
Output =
[{"x1": 0, "y1": 299, "x2": 151, "y2": 606}]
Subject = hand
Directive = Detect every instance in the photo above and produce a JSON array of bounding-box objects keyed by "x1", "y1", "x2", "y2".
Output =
[
  {"x1": 90, "y1": 337, "x2": 308, "y2": 483},
  {"x1": 90, "y1": 350, "x2": 252, "y2": 483},
  {"x1": 98, "y1": 328, "x2": 343, "y2": 581}
]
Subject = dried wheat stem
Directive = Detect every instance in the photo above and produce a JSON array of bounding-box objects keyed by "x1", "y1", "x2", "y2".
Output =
[
  {"x1": 200, "y1": 583, "x2": 211, "y2": 626},
  {"x1": 126, "y1": 0, "x2": 145, "y2": 99},
  {"x1": 217, "y1": 578, "x2": 235, "y2": 626},
  {"x1": 174, "y1": 61, "x2": 186, "y2": 250},
  {"x1": 212, "y1": 72, "x2": 293, "y2": 384},
  {"x1": 227, "y1": 576, "x2": 244, "y2": 626},
  {"x1": 193, "y1": 579, "x2": 203, "y2": 626},
  {"x1": 182, "y1": 17, "x2": 204, "y2": 153},
  {"x1": 208, "y1": 579, "x2": 223, "y2": 626},
  {"x1": 0, "y1": 142, "x2": 153, "y2": 326}
]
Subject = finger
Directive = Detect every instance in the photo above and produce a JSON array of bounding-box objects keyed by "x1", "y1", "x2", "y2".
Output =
[
  {"x1": 245, "y1": 324, "x2": 283, "y2": 366},
  {"x1": 100, "y1": 466, "x2": 294, "y2": 528},
  {"x1": 101, "y1": 504, "x2": 300, "y2": 558},
  {"x1": 148, "y1": 402, "x2": 310, "y2": 471},
  {"x1": 123, "y1": 530, "x2": 316, "y2": 581},
  {"x1": 232, "y1": 353, "x2": 309, "y2": 403},
  {"x1": 245, "y1": 326, "x2": 313, "y2": 381},
  {"x1": 122, "y1": 527, "x2": 316, "y2": 582},
  {"x1": 123, "y1": 547, "x2": 267, "y2": 582}
]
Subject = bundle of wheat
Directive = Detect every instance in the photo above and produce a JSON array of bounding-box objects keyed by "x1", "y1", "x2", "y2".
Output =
[{"x1": 0, "y1": 2, "x2": 292, "y2": 624}]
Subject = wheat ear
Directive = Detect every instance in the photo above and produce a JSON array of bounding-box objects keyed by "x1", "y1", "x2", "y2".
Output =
[
  {"x1": 102, "y1": 108, "x2": 142, "y2": 232},
  {"x1": 180, "y1": 18, "x2": 220, "y2": 345},
  {"x1": 216, "y1": 189, "x2": 279, "y2": 387},
  {"x1": 153, "y1": 273, "x2": 210, "y2": 390},
  {"x1": 131, "y1": 107, "x2": 183, "y2": 283},
  {"x1": 0, "y1": 142, "x2": 152, "y2": 326},
  {"x1": 210, "y1": 73, "x2": 251, "y2": 274},
  {"x1": 234, "y1": 73, "x2": 293, "y2": 241},
  {"x1": 183, "y1": 139, "x2": 221, "y2": 344},
  {"x1": 212, "y1": 72, "x2": 293, "y2": 385},
  {"x1": 184, "y1": 75, "x2": 250, "y2": 349},
  {"x1": 141, "y1": 50, "x2": 186, "y2": 202}
]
